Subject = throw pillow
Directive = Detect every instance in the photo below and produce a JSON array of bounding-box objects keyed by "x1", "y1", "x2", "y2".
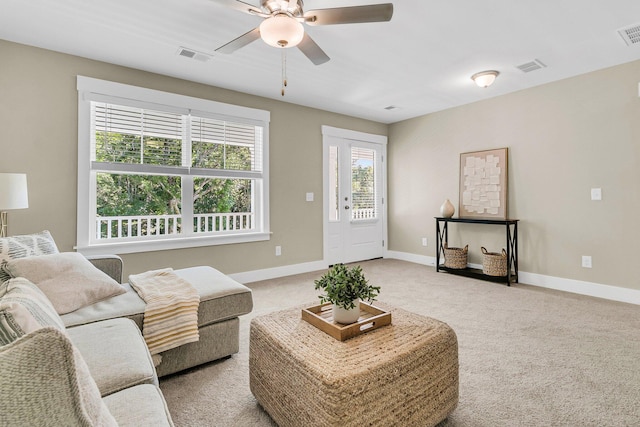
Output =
[
  {"x1": 3, "y1": 252, "x2": 127, "y2": 315},
  {"x1": 0, "y1": 230, "x2": 59, "y2": 283},
  {"x1": 0, "y1": 277, "x2": 66, "y2": 345}
]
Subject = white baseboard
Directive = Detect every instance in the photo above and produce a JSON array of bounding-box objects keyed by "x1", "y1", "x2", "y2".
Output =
[
  {"x1": 229, "y1": 260, "x2": 328, "y2": 284},
  {"x1": 517, "y1": 271, "x2": 640, "y2": 305},
  {"x1": 229, "y1": 251, "x2": 640, "y2": 306},
  {"x1": 386, "y1": 250, "x2": 640, "y2": 306},
  {"x1": 384, "y1": 250, "x2": 436, "y2": 266}
]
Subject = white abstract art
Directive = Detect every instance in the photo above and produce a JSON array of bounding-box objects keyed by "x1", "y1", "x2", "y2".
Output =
[{"x1": 459, "y1": 148, "x2": 508, "y2": 219}]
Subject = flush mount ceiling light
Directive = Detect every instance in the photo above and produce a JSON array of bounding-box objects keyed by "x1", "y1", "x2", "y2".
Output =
[
  {"x1": 471, "y1": 70, "x2": 500, "y2": 88},
  {"x1": 259, "y1": 13, "x2": 304, "y2": 48}
]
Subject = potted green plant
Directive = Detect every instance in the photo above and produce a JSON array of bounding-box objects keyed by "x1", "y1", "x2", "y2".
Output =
[{"x1": 314, "y1": 264, "x2": 381, "y2": 324}]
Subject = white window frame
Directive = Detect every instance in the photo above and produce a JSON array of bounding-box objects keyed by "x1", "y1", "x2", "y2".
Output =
[{"x1": 76, "y1": 76, "x2": 270, "y2": 256}]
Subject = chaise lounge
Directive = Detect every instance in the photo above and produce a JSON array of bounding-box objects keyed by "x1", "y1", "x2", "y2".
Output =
[{"x1": 66, "y1": 254, "x2": 254, "y2": 377}]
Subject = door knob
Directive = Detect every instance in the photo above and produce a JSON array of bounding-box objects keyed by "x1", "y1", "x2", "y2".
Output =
[{"x1": 344, "y1": 205, "x2": 350, "y2": 210}]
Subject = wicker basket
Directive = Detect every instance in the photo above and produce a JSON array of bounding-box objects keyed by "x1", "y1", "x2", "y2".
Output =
[
  {"x1": 481, "y1": 247, "x2": 508, "y2": 276},
  {"x1": 443, "y1": 243, "x2": 468, "y2": 269}
]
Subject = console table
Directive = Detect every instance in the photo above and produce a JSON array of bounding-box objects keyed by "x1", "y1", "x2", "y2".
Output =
[{"x1": 435, "y1": 217, "x2": 519, "y2": 285}]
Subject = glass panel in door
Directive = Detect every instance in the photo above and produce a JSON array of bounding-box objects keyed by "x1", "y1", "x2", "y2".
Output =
[
  {"x1": 351, "y1": 146, "x2": 376, "y2": 221},
  {"x1": 329, "y1": 145, "x2": 340, "y2": 222}
]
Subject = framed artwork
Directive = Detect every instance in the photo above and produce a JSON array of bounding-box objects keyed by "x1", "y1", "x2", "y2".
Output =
[{"x1": 459, "y1": 148, "x2": 508, "y2": 219}]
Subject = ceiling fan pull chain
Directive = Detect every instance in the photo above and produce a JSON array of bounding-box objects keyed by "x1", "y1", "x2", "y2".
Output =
[
  {"x1": 281, "y1": 49, "x2": 288, "y2": 96},
  {"x1": 284, "y1": 50, "x2": 288, "y2": 89}
]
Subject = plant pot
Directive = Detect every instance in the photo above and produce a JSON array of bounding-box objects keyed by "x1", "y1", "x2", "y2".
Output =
[{"x1": 332, "y1": 300, "x2": 360, "y2": 324}]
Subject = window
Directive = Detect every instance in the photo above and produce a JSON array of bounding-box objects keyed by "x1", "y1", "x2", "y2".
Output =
[{"x1": 77, "y1": 77, "x2": 270, "y2": 255}]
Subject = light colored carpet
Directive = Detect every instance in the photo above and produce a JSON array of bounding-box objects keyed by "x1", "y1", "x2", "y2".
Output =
[{"x1": 160, "y1": 259, "x2": 640, "y2": 426}]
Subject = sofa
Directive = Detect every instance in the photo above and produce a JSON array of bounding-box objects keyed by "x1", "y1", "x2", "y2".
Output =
[{"x1": 0, "y1": 231, "x2": 254, "y2": 425}]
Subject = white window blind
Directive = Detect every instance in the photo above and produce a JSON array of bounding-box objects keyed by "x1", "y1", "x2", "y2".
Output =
[
  {"x1": 91, "y1": 103, "x2": 265, "y2": 179},
  {"x1": 93, "y1": 103, "x2": 184, "y2": 167},
  {"x1": 191, "y1": 116, "x2": 263, "y2": 173}
]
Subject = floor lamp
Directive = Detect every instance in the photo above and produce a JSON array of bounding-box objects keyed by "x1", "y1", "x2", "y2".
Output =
[{"x1": 0, "y1": 173, "x2": 29, "y2": 238}]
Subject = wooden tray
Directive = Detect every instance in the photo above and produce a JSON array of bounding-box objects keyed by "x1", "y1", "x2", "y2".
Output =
[{"x1": 301, "y1": 301, "x2": 392, "y2": 341}]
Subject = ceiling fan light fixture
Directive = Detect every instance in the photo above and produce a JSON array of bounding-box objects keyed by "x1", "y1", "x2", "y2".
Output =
[
  {"x1": 471, "y1": 70, "x2": 499, "y2": 88},
  {"x1": 259, "y1": 14, "x2": 304, "y2": 48}
]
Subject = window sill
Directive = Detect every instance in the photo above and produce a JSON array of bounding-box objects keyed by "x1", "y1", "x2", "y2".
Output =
[{"x1": 76, "y1": 232, "x2": 271, "y2": 256}]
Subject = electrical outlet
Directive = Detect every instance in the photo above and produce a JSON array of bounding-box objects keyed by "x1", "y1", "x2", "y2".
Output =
[
  {"x1": 275, "y1": 246, "x2": 282, "y2": 256},
  {"x1": 421, "y1": 237, "x2": 428, "y2": 247},
  {"x1": 581, "y1": 255, "x2": 592, "y2": 268},
  {"x1": 591, "y1": 188, "x2": 602, "y2": 201}
]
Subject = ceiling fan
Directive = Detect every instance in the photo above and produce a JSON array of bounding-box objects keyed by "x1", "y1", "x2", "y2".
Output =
[{"x1": 212, "y1": 0, "x2": 394, "y2": 65}]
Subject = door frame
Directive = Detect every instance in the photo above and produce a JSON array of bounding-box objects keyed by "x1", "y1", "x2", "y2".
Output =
[{"x1": 321, "y1": 125, "x2": 388, "y2": 265}]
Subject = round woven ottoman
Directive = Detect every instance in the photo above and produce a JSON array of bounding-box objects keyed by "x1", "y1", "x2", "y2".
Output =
[{"x1": 249, "y1": 304, "x2": 458, "y2": 427}]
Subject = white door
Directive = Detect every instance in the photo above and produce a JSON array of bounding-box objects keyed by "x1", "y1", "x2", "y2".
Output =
[{"x1": 322, "y1": 126, "x2": 387, "y2": 265}]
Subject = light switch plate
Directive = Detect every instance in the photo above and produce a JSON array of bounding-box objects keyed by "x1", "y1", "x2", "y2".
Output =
[
  {"x1": 590, "y1": 188, "x2": 602, "y2": 201},
  {"x1": 306, "y1": 192, "x2": 314, "y2": 202}
]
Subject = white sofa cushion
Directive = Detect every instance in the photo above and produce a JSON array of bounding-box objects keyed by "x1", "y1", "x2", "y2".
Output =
[
  {"x1": 0, "y1": 230, "x2": 58, "y2": 282},
  {"x1": 0, "y1": 277, "x2": 65, "y2": 345},
  {"x1": 103, "y1": 384, "x2": 174, "y2": 427},
  {"x1": 3, "y1": 252, "x2": 126, "y2": 314},
  {"x1": 67, "y1": 318, "x2": 158, "y2": 397}
]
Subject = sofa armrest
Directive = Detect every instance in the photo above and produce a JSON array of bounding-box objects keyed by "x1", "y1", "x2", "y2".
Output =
[
  {"x1": 0, "y1": 327, "x2": 119, "y2": 426},
  {"x1": 86, "y1": 255, "x2": 123, "y2": 283}
]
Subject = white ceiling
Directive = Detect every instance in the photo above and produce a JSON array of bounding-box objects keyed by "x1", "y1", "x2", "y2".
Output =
[{"x1": 2, "y1": 0, "x2": 640, "y2": 124}]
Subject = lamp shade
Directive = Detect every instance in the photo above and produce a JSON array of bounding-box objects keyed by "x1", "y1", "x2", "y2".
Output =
[
  {"x1": 260, "y1": 14, "x2": 304, "y2": 48},
  {"x1": 0, "y1": 173, "x2": 29, "y2": 210},
  {"x1": 471, "y1": 70, "x2": 499, "y2": 88}
]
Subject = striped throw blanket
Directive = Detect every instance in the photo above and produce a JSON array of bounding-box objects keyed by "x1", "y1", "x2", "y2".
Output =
[{"x1": 128, "y1": 268, "x2": 200, "y2": 358}]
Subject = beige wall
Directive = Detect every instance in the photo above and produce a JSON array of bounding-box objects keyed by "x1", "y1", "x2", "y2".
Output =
[
  {"x1": 0, "y1": 40, "x2": 387, "y2": 277},
  {"x1": 389, "y1": 60, "x2": 640, "y2": 291}
]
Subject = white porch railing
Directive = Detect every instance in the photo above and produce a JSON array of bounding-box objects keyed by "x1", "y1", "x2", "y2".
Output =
[
  {"x1": 96, "y1": 213, "x2": 254, "y2": 240},
  {"x1": 194, "y1": 212, "x2": 253, "y2": 233}
]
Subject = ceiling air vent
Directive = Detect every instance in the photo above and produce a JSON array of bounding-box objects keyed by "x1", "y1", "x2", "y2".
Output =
[
  {"x1": 618, "y1": 24, "x2": 640, "y2": 46},
  {"x1": 176, "y1": 47, "x2": 212, "y2": 62},
  {"x1": 516, "y1": 59, "x2": 547, "y2": 73}
]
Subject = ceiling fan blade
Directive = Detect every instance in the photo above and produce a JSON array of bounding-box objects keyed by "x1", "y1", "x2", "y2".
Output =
[
  {"x1": 209, "y1": 0, "x2": 263, "y2": 15},
  {"x1": 297, "y1": 33, "x2": 330, "y2": 65},
  {"x1": 215, "y1": 27, "x2": 261, "y2": 54},
  {"x1": 304, "y1": 4, "x2": 393, "y2": 26}
]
